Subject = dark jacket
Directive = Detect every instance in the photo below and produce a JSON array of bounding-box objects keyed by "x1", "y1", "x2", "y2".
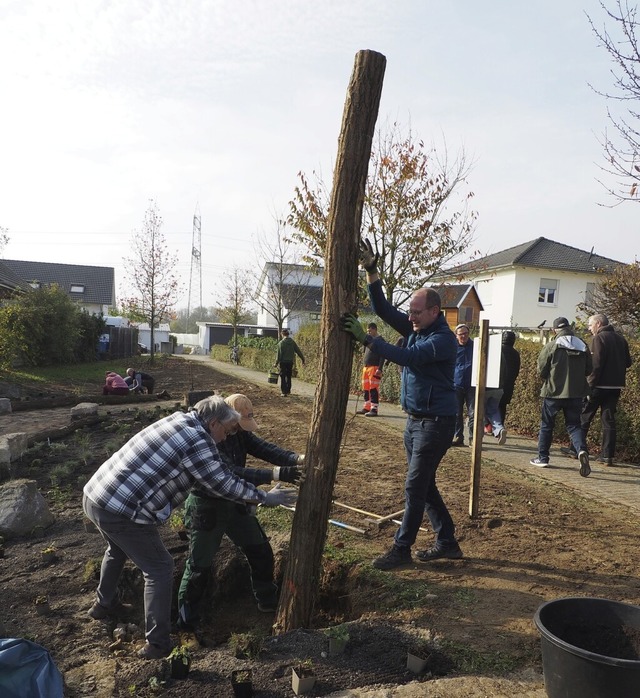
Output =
[
  {"x1": 538, "y1": 328, "x2": 592, "y2": 399},
  {"x1": 454, "y1": 339, "x2": 474, "y2": 390},
  {"x1": 276, "y1": 336, "x2": 304, "y2": 364},
  {"x1": 366, "y1": 279, "x2": 457, "y2": 417},
  {"x1": 500, "y1": 343, "x2": 521, "y2": 402},
  {"x1": 588, "y1": 324, "x2": 632, "y2": 389},
  {"x1": 363, "y1": 345, "x2": 385, "y2": 369},
  {"x1": 192, "y1": 430, "x2": 297, "y2": 499}
]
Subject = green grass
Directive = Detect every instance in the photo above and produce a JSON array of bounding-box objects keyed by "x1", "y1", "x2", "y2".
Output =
[
  {"x1": 440, "y1": 639, "x2": 522, "y2": 674},
  {"x1": 256, "y1": 505, "x2": 294, "y2": 532}
]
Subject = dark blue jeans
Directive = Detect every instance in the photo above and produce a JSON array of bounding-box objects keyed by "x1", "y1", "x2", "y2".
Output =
[
  {"x1": 580, "y1": 388, "x2": 621, "y2": 458},
  {"x1": 395, "y1": 416, "x2": 457, "y2": 550},
  {"x1": 454, "y1": 386, "x2": 475, "y2": 440},
  {"x1": 537, "y1": 398, "x2": 587, "y2": 461},
  {"x1": 279, "y1": 362, "x2": 293, "y2": 395}
]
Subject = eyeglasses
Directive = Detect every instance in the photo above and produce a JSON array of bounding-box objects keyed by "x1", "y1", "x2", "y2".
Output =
[
  {"x1": 408, "y1": 305, "x2": 436, "y2": 317},
  {"x1": 456, "y1": 331, "x2": 469, "y2": 337}
]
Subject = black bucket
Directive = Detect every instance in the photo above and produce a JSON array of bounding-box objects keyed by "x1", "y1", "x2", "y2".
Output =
[{"x1": 534, "y1": 596, "x2": 640, "y2": 698}]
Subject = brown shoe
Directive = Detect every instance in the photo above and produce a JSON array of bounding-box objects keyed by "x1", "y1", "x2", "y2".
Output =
[
  {"x1": 88, "y1": 601, "x2": 134, "y2": 620},
  {"x1": 137, "y1": 642, "x2": 171, "y2": 659}
]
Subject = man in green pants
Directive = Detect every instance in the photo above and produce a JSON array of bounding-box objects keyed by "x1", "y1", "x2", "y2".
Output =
[{"x1": 177, "y1": 393, "x2": 303, "y2": 640}]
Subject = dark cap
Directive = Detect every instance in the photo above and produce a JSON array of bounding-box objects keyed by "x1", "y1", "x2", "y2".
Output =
[
  {"x1": 502, "y1": 330, "x2": 516, "y2": 345},
  {"x1": 552, "y1": 317, "x2": 569, "y2": 329}
]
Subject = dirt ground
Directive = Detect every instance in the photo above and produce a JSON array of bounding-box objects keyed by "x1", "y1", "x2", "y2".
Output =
[{"x1": 0, "y1": 358, "x2": 638, "y2": 697}]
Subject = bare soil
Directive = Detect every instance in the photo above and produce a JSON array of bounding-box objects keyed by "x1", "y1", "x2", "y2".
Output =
[{"x1": 0, "y1": 357, "x2": 638, "y2": 697}]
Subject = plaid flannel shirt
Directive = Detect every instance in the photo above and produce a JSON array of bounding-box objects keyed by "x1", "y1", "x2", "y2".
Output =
[{"x1": 83, "y1": 410, "x2": 266, "y2": 524}]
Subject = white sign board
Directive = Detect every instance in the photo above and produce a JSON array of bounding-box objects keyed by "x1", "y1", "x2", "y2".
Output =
[{"x1": 471, "y1": 332, "x2": 502, "y2": 389}]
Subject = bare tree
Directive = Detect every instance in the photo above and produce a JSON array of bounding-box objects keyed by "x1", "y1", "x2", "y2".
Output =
[
  {"x1": 254, "y1": 218, "x2": 318, "y2": 333},
  {"x1": 578, "y1": 260, "x2": 640, "y2": 332},
  {"x1": 121, "y1": 200, "x2": 183, "y2": 360},
  {"x1": 216, "y1": 266, "x2": 254, "y2": 345},
  {"x1": 588, "y1": 1, "x2": 640, "y2": 203},
  {"x1": 287, "y1": 121, "x2": 478, "y2": 306}
]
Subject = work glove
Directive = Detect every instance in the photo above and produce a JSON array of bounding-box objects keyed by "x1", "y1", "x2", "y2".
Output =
[
  {"x1": 273, "y1": 465, "x2": 303, "y2": 484},
  {"x1": 262, "y1": 483, "x2": 298, "y2": 508},
  {"x1": 296, "y1": 454, "x2": 305, "y2": 465},
  {"x1": 340, "y1": 314, "x2": 367, "y2": 344},
  {"x1": 359, "y1": 237, "x2": 379, "y2": 273},
  {"x1": 374, "y1": 368, "x2": 382, "y2": 380}
]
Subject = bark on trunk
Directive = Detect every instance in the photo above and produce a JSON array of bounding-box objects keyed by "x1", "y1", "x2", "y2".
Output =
[{"x1": 275, "y1": 49, "x2": 386, "y2": 632}]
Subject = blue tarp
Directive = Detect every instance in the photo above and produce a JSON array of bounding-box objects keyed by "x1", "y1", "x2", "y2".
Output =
[{"x1": 0, "y1": 638, "x2": 64, "y2": 698}]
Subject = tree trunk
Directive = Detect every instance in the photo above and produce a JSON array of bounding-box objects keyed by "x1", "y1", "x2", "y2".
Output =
[{"x1": 274, "y1": 50, "x2": 386, "y2": 633}]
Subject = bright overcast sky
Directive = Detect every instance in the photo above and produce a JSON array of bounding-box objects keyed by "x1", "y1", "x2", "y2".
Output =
[{"x1": 0, "y1": 0, "x2": 636, "y2": 309}]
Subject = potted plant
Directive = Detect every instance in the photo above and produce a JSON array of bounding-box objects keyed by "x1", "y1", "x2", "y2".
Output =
[
  {"x1": 34, "y1": 595, "x2": 50, "y2": 616},
  {"x1": 406, "y1": 640, "x2": 431, "y2": 674},
  {"x1": 324, "y1": 624, "x2": 350, "y2": 656},
  {"x1": 168, "y1": 644, "x2": 191, "y2": 679},
  {"x1": 230, "y1": 669, "x2": 253, "y2": 697},
  {"x1": 291, "y1": 659, "x2": 316, "y2": 695},
  {"x1": 41, "y1": 545, "x2": 58, "y2": 564}
]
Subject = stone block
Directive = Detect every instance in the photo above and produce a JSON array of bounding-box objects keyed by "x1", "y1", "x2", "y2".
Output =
[
  {"x1": 71, "y1": 402, "x2": 99, "y2": 419},
  {"x1": 0, "y1": 398, "x2": 12, "y2": 414}
]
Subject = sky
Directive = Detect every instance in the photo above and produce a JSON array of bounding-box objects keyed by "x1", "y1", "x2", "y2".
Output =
[{"x1": 0, "y1": 0, "x2": 636, "y2": 310}]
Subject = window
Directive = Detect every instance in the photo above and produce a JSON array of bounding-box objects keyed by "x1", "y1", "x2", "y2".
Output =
[
  {"x1": 70, "y1": 284, "x2": 85, "y2": 293},
  {"x1": 538, "y1": 278, "x2": 557, "y2": 305},
  {"x1": 308, "y1": 312, "x2": 321, "y2": 322},
  {"x1": 459, "y1": 306, "x2": 474, "y2": 323}
]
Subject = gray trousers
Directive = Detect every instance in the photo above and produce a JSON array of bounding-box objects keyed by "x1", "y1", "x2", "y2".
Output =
[{"x1": 83, "y1": 494, "x2": 174, "y2": 651}]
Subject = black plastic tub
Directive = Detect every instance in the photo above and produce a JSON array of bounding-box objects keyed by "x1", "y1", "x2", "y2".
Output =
[{"x1": 534, "y1": 597, "x2": 640, "y2": 698}]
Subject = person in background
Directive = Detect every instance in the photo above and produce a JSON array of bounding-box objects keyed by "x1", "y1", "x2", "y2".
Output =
[
  {"x1": 563, "y1": 313, "x2": 632, "y2": 466},
  {"x1": 499, "y1": 331, "x2": 521, "y2": 424},
  {"x1": 360, "y1": 322, "x2": 385, "y2": 416},
  {"x1": 102, "y1": 371, "x2": 129, "y2": 396},
  {"x1": 124, "y1": 367, "x2": 155, "y2": 394},
  {"x1": 452, "y1": 324, "x2": 474, "y2": 447},
  {"x1": 530, "y1": 317, "x2": 592, "y2": 476},
  {"x1": 275, "y1": 329, "x2": 305, "y2": 397},
  {"x1": 83, "y1": 395, "x2": 297, "y2": 659},
  {"x1": 177, "y1": 394, "x2": 304, "y2": 640},
  {"x1": 341, "y1": 238, "x2": 461, "y2": 571}
]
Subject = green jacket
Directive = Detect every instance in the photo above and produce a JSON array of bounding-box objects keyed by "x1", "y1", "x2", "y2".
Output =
[
  {"x1": 537, "y1": 329, "x2": 592, "y2": 399},
  {"x1": 276, "y1": 336, "x2": 305, "y2": 365}
]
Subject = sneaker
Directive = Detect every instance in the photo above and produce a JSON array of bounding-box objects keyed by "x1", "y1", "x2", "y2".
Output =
[
  {"x1": 560, "y1": 447, "x2": 578, "y2": 460},
  {"x1": 497, "y1": 429, "x2": 507, "y2": 445},
  {"x1": 364, "y1": 410, "x2": 378, "y2": 417},
  {"x1": 578, "y1": 451, "x2": 591, "y2": 478},
  {"x1": 88, "y1": 601, "x2": 134, "y2": 620},
  {"x1": 530, "y1": 457, "x2": 549, "y2": 467},
  {"x1": 257, "y1": 601, "x2": 277, "y2": 613},
  {"x1": 416, "y1": 544, "x2": 463, "y2": 562},
  {"x1": 372, "y1": 545, "x2": 412, "y2": 570},
  {"x1": 137, "y1": 642, "x2": 171, "y2": 660},
  {"x1": 450, "y1": 438, "x2": 464, "y2": 447},
  {"x1": 358, "y1": 408, "x2": 369, "y2": 415}
]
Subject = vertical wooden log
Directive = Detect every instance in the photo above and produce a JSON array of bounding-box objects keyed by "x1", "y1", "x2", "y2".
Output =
[
  {"x1": 469, "y1": 319, "x2": 490, "y2": 517},
  {"x1": 274, "y1": 50, "x2": 386, "y2": 633}
]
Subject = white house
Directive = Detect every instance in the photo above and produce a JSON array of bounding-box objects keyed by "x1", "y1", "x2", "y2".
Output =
[
  {"x1": 255, "y1": 262, "x2": 324, "y2": 335},
  {"x1": 440, "y1": 237, "x2": 623, "y2": 330},
  {"x1": 135, "y1": 323, "x2": 171, "y2": 353}
]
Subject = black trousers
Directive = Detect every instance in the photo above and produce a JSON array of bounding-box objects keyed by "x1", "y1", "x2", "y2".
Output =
[
  {"x1": 581, "y1": 388, "x2": 621, "y2": 458},
  {"x1": 279, "y1": 361, "x2": 293, "y2": 395}
]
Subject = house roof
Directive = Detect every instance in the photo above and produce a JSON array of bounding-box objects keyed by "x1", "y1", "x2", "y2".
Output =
[
  {"x1": 0, "y1": 261, "x2": 30, "y2": 292},
  {"x1": 446, "y1": 237, "x2": 623, "y2": 276},
  {"x1": 2, "y1": 259, "x2": 115, "y2": 306},
  {"x1": 280, "y1": 284, "x2": 323, "y2": 312},
  {"x1": 430, "y1": 284, "x2": 483, "y2": 309}
]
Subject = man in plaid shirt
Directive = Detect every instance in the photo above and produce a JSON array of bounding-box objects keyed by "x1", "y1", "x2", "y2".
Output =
[{"x1": 83, "y1": 395, "x2": 297, "y2": 659}]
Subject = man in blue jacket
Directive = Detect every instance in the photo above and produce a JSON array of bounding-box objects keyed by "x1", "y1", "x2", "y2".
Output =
[
  {"x1": 341, "y1": 239, "x2": 462, "y2": 571},
  {"x1": 452, "y1": 324, "x2": 475, "y2": 446}
]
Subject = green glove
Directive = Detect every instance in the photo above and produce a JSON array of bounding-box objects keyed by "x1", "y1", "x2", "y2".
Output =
[{"x1": 340, "y1": 314, "x2": 367, "y2": 344}]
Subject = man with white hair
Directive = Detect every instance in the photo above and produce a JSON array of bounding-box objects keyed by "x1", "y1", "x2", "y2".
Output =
[
  {"x1": 177, "y1": 393, "x2": 304, "y2": 636},
  {"x1": 83, "y1": 395, "x2": 296, "y2": 659}
]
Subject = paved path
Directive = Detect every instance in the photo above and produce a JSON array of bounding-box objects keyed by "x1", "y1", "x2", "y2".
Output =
[{"x1": 183, "y1": 354, "x2": 640, "y2": 518}]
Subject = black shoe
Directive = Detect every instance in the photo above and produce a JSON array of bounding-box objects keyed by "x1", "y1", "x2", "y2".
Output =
[
  {"x1": 88, "y1": 601, "x2": 134, "y2": 620},
  {"x1": 372, "y1": 545, "x2": 412, "y2": 570},
  {"x1": 450, "y1": 438, "x2": 464, "y2": 447},
  {"x1": 415, "y1": 544, "x2": 463, "y2": 562},
  {"x1": 257, "y1": 601, "x2": 277, "y2": 613},
  {"x1": 597, "y1": 457, "x2": 614, "y2": 466},
  {"x1": 578, "y1": 450, "x2": 591, "y2": 478},
  {"x1": 560, "y1": 447, "x2": 578, "y2": 460}
]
